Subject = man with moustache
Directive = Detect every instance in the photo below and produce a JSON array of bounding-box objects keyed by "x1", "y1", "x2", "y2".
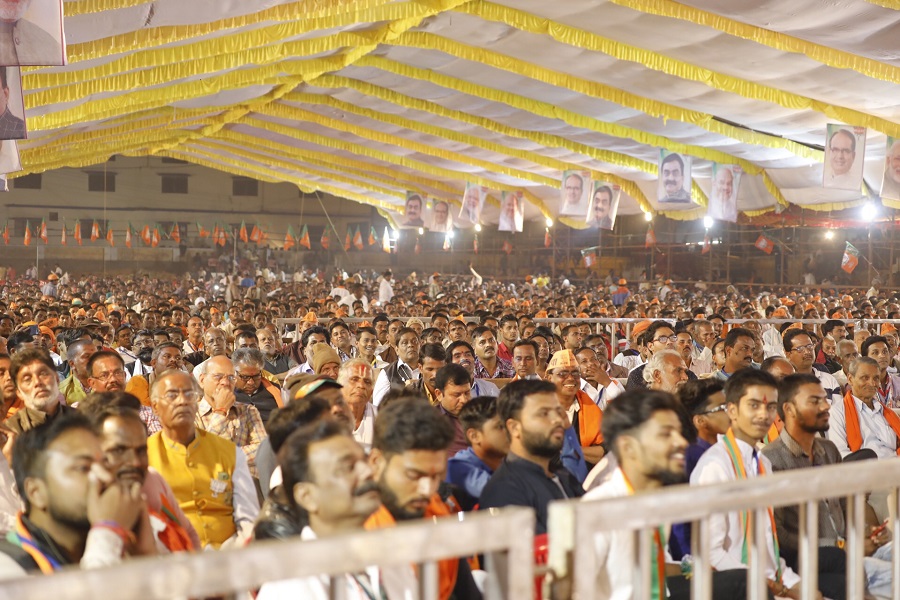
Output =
[
  {"x1": 589, "y1": 184, "x2": 614, "y2": 229},
  {"x1": 337, "y1": 358, "x2": 376, "y2": 452},
  {"x1": 691, "y1": 369, "x2": 818, "y2": 599},
  {"x1": 257, "y1": 419, "x2": 415, "y2": 600},
  {"x1": 586, "y1": 389, "x2": 749, "y2": 600},
  {"x1": 7, "y1": 347, "x2": 75, "y2": 433},
  {"x1": 658, "y1": 153, "x2": 692, "y2": 203},
  {"x1": 366, "y1": 398, "x2": 482, "y2": 600},
  {"x1": 147, "y1": 370, "x2": 259, "y2": 549},
  {"x1": 447, "y1": 340, "x2": 499, "y2": 397},
  {"x1": 763, "y1": 374, "x2": 885, "y2": 599},
  {"x1": 480, "y1": 379, "x2": 585, "y2": 535},
  {"x1": 0, "y1": 0, "x2": 61, "y2": 66},
  {"x1": 86, "y1": 350, "x2": 127, "y2": 394},
  {"x1": 712, "y1": 327, "x2": 757, "y2": 381}
]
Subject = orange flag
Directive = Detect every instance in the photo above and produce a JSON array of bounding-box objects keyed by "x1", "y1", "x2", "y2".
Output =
[
  {"x1": 24, "y1": 221, "x2": 31, "y2": 246},
  {"x1": 125, "y1": 225, "x2": 132, "y2": 248},
  {"x1": 151, "y1": 227, "x2": 160, "y2": 248},
  {"x1": 284, "y1": 226, "x2": 296, "y2": 251},
  {"x1": 90, "y1": 221, "x2": 100, "y2": 241},
  {"x1": 39, "y1": 219, "x2": 48, "y2": 244},
  {"x1": 368, "y1": 226, "x2": 377, "y2": 246},
  {"x1": 60, "y1": 226, "x2": 67, "y2": 246},
  {"x1": 321, "y1": 227, "x2": 330, "y2": 250},
  {"x1": 197, "y1": 222, "x2": 210, "y2": 238},
  {"x1": 106, "y1": 227, "x2": 114, "y2": 247},
  {"x1": 2, "y1": 222, "x2": 9, "y2": 245},
  {"x1": 353, "y1": 226, "x2": 364, "y2": 250},
  {"x1": 249, "y1": 224, "x2": 261, "y2": 243},
  {"x1": 298, "y1": 225, "x2": 311, "y2": 249},
  {"x1": 74, "y1": 220, "x2": 82, "y2": 245},
  {"x1": 544, "y1": 229, "x2": 551, "y2": 248},
  {"x1": 141, "y1": 225, "x2": 151, "y2": 246},
  {"x1": 239, "y1": 221, "x2": 248, "y2": 243},
  {"x1": 170, "y1": 223, "x2": 181, "y2": 244},
  {"x1": 344, "y1": 228, "x2": 351, "y2": 251}
]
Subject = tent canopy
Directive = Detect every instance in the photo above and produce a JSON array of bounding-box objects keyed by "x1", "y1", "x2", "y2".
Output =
[{"x1": 20, "y1": 0, "x2": 900, "y2": 228}]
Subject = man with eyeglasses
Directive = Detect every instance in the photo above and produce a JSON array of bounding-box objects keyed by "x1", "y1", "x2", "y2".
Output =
[
  {"x1": 86, "y1": 351, "x2": 127, "y2": 394},
  {"x1": 626, "y1": 320, "x2": 697, "y2": 391},
  {"x1": 127, "y1": 329, "x2": 155, "y2": 378},
  {"x1": 784, "y1": 329, "x2": 842, "y2": 406},
  {"x1": 546, "y1": 349, "x2": 604, "y2": 467},
  {"x1": 196, "y1": 355, "x2": 267, "y2": 478},
  {"x1": 147, "y1": 369, "x2": 259, "y2": 549},
  {"x1": 232, "y1": 347, "x2": 282, "y2": 424}
]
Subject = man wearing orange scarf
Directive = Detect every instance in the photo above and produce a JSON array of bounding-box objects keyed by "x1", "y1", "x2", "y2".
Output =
[
  {"x1": 365, "y1": 398, "x2": 482, "y2": 600},
  {"x1": 828, "y1": 357, "x2": 900, "y2": 459}
]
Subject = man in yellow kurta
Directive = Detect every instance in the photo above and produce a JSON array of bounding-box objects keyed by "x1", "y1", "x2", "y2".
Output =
[{"x1": 146, "y1": 369, "x2": 259, "y2": 548}]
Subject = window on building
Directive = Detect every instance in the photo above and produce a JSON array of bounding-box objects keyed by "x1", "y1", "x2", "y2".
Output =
[
  {"x1": 87, "y1": 171, "x2": 116, "y2": 192},
  {"x1": 13, "y1": 174, "x2": 41, "y2": 189},
  {"x1": 160, "y1": 174, "x2": 189, "y2": 194},
  {"x1": 232, "y1": 177, "x2": 258, "y2": 197}
]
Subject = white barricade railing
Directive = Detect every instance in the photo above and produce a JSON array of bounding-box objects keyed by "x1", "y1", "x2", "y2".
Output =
[
  {"x1": 1, "y1": 507, "x2": 534, "y2": 600},
  {"x1": 548, "y1": 459, "x2": 900, "y2": 600}
]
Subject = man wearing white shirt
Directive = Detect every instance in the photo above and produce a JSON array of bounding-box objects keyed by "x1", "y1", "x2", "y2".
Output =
[
  {"x1": 585, "y1": 388, "x2": 748, "y2": 600},
  {"x1": 372, "y1": 328, "x2": 420, "y2": 407},
  {"x1": 257, "y1": 419, "x2": 415, "y2": 600},
  {"x1": 338, "y1": 359, "x2": 377, "y2": 452},
  {"x1": 784, "y1": 329, "x2": 842, "y2": 406},
  {"x1": 828, "y1": 357, "x2": 900, "y2": 460},
  {"x1": 691, "y1": 368, "x2": 816, "y2": 599},
  {"x1": 574, "y1": 346, "x2": 624, "y2": 408},
  {"x1": 378, "y1": 270, "x2": 394, "y2": 305},
  {"x1": 337, "y1": 283, "x2": 369, "y2": 313}
]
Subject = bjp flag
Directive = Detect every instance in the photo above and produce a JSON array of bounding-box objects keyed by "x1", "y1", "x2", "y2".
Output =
[
  {"x1": 284, "y1": 226, "x2": 296, "y2": 251},
  {"x1": 249, "y1": 224, "x2": 261, "y2": 244},
  {"x1": 23, "y1": 221, "x2": 31, "y2": 246},
  {"x1": 754, "y1": 234, "x2": 774, "y2": 255},
  {"x1": 106, "y1": 227, "x2": 114, "y2": 247},
  {"x1": 74, "y1": 220, "x2": 82, "y2": 245},
  {"x1": 353, "y1": 226, "x2": 364, "y2": 251},
  {"x1": 60, "y1": 226, "x2": 67, "y2": 246},
  {"x1": 298, "y1": 224, "x2": 311, "y2": 249},
  {"x1": 39, "y1": 219, "x2": 47, "y2": 244},
  {"x1": 239, "y1": 221, "x2": 248, "y2": 243},
  {"x1": 125, "y1": 225, "x2": 132, "y2": 248},
  {"x1": 841, "y1": 242, "x2": 859, "y2": 273},
  {"x1": 151, "y1": 227, "x2": 160, "y2": 248},
  {"x1": 90, "y1": 221, "x2": 100, "y2": 241},
  {"x1": 321, "y1": 227, "x2": 330, "y2": 250}
]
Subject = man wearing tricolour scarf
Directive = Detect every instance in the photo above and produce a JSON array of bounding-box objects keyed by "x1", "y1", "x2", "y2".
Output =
[{"x1": 691, "y1": 368, "x2": 822, "y2": 600}]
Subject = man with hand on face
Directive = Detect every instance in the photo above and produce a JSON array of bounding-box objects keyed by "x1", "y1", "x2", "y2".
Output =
[
  {"x1": 86, "y1": 401, "x2": 200, "y2": 553},
  {"x1": 366, "y1": 398, "x2": 482, "y2": 600},
  {"x1": 337, "y1": 359, "x2": 376, "y2": 452},
  {"x1": 7, "y1": 348, "x2": 74, "y2": 434},
  {"x1": 480, "y1": 380, "x2": 584, "y2": 534},
  {"x1": 0, "y1": 413, "x2": 152, "y2": 578},
  {"x1": 197, "y1": 355, "x2": 267, "y2": 478},
  {"x1": 147, "y1": 370, "x2": 259, "y2": 549},
  {"x1": 691, "y1": 369, "x2": 818, "y2": 600},
  {"x1": 406, "y1": 343, "x2": 445, "y2": 406},
  {"x1": 256, "y1": 419, "x2": 415, "y2": 600}
]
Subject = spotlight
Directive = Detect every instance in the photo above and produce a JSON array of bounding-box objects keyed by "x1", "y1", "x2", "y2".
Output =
[
  {"x1": 825, "y1": 230, "x2": 835, "y2": 240},
  {"x1": 418, "y1": 227, "x2": 424, "y2": 235},
  {"x1": 702, "y1": 216, "x2": 713, "y2": 229},
  {"x1": 644, "y1": 212, "x2": 653, "y2": 222},
  {"x1": 474, "y1": 224, "x2": 482, "y2": 232},
  {"x1": 862, "y1": 202, "x2": 878, "y2": 222},
  {"x1": 545, "y1": 217, "x2": 553, "y2": 228}
]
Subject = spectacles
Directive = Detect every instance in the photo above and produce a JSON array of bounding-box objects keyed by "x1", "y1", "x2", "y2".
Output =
[
  {"x1": 701, "y1": 405, "x2": 728, "y2": 416},
  {"x1": 237, "y1": 372, "x2": 262, "y2": 382},
  {"x1": 553, "y1": 370, "x2": 580, "y2": 379},
  {"x1": 653, "y1": 335, "x2": 676, "y2": 344},
  {"x1": 791, "y1": 344, "x2": 815, "y2": 353},
  {"x1": 93, "y1": 368, "x2": 126, "y2": 381},
  {"x1": 160, "y1": 389, "x2": 200, "y2": 402},
  {"x1": 210, "y1": 374, "x2": 237, "y2": 383}
]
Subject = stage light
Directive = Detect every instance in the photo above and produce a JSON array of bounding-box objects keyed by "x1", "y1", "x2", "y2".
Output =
[
  {"x1": 474, "y1": 224, "x2": 482, "y2": 232},
  {"x1": 702, "y1": 216, "x2": 713, "y2": 229},
  {"x1": 545, "y1": 217, "x2": 553, "y2": 227},
  {"x1": 418, "y1": 227, "x2": 424, "y2": 235},
  {"x1": 644, "y1": 212, "x2": 653, "y2": 222},
  {"x1": 862, "y1": 202, "x2": 878, "y2": 222},
  {"x1": 825, "y1": 230, "x2": 834, "y2": 240}
]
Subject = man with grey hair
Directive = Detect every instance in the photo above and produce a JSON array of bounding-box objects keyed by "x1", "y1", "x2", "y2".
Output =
[
  {"x1": 643, "y1": 349, "x2": 689, "y2": 394},
  {"x1": 197, "y1": 355, "x2": 267, "y2": 477},
  {"x1": 834, "y1": 338, "x2": 859, "y2": 391},
  {"x1": 337, "y1": 358, "x2": 376, "y2": 451},
  {"x1": 147, "y1": 369, "x2": 259, "y2": 548},
  {"x1": 829, "y1": 356, "x2": 900, "y2": 460},
  {"x1": 233, "y1": 347, "x2": 282, "y2": 424}
]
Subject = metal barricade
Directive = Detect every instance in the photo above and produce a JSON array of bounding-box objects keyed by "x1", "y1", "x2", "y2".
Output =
[
  {"x1": 548, "y1": 459, "x2": 900, "y2": 600},
  {"x1": 1, "y1": 507, "x2": 534, "y2": 600}
]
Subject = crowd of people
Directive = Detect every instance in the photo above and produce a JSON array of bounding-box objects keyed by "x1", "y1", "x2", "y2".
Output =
[{"x1": 0, "y1": 263, "x2": 896, "y2": 598}]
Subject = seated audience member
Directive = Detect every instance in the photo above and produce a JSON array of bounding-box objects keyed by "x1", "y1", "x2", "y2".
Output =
[
  {"x1": 479, "y1": 379, "x2": 584, "y2": 535},
  {"x1": 446, "y1": 396, "x2": 508, "y2": 511},
  {"x1": 147, "y1": 369, "x2": 259, "y2": 548}
]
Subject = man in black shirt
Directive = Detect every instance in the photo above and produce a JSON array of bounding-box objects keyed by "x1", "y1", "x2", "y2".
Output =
[{"x1": 479, "y1": 379, "x2": 583, "y2": 534}]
